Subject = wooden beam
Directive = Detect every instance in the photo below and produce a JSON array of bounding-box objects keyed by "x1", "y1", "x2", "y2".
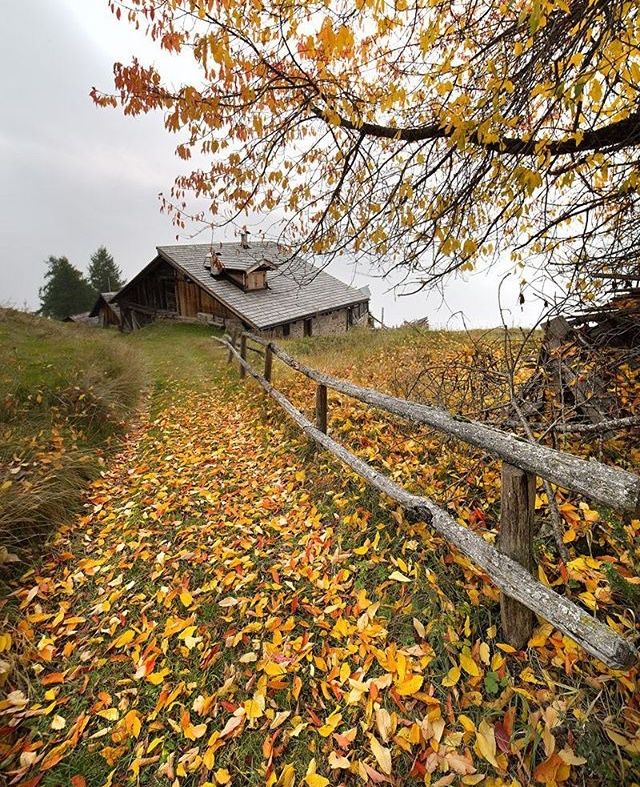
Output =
[
  {"x1": 246, "y1": 344, "x2": 265, "y2": 358},
  {"x1": 499, "y1": 464, "x2": 536, "y2": 649},
  {"x1": 243, "y1": 332, "x2": 640, "y2": 514},
  {"x1": 216, "y1": 337, "x2": 636, "y2": 670}
]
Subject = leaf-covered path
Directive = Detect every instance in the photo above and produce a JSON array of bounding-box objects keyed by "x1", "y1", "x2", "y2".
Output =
[{"x1": 2, "y1": 326, "x2": 638, "y2": 786}]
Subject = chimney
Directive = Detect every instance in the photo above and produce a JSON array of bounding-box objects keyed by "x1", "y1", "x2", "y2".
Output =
[
  {"x1": 211, "y1": 251, "x2": 224, "y2": 274},
  {"x1": 240, "y1": 226, "x2": 250, "y2": 249}
]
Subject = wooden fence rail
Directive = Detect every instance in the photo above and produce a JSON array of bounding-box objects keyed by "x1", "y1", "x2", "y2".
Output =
[
  {"x1": 243, "y1": 333, "x2": 640, "y2": 514},
  {"x1": 216, "y1": 334, "x2": 637, "y2": 669}
]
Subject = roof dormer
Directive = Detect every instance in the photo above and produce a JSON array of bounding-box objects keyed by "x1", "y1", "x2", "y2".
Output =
[{"x1": 205, "y1": 244, "x2": 276, "y2": 291}]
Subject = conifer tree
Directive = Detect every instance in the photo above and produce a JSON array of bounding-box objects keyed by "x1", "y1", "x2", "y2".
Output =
[
  {"x1": 88, "y1": 246, "x2": 125, "y2": 293},
  {"x1": 39, "y1": 256, "x2": 96, "y2": 320}
]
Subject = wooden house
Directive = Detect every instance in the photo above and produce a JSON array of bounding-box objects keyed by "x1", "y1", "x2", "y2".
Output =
[
  {"x1": 63, "y1": 312, "x2": 97, "y2": 325},
  {"x1": 113, "y1": 238, "x2": 370, "y2": 337},
  {"x1": 89, "y1": 292, "x2": 122, "y2": 328}
]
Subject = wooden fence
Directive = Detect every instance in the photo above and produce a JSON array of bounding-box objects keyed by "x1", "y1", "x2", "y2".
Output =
[{"x1": 216, "y1": 332, "x2": 638, "y2": 670}]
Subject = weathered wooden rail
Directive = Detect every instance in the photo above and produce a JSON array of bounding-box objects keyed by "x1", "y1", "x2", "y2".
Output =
[{"x1": 216, "y1": 332, "x2": 638, "y2": 669}]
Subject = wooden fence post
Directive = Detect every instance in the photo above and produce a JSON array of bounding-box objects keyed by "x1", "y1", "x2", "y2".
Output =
[
  {"x1": 316, "y1": 383, "x2": 328, "y2": 434},
  {"x1": 240, "y1": 334, "x2": 247, "y2": 379},
  {"x1": 227, "y1": 330, "x2": 237, "y2": 364},
  {"x1": 264, "y1": 344, "x2": 273, "y2": 383},
  {"x1": 499, "y1": 463, "x2": 536, "y2": 649}
]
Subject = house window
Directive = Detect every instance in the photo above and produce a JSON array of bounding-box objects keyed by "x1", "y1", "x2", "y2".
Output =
[
  {"x1": 283, "y1": 323, "x2": 290, "y2": 337},
  {"x1": 304, "y1": 318, "x2": 312, "y2": 337}
]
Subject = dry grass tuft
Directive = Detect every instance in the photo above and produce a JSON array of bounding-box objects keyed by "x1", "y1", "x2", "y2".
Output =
[{"x1": 0, "y1": 309, "x2": 144, "y2": 563}]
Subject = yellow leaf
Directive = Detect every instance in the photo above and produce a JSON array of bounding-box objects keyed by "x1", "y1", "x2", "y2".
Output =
[
  {"x1": 147, "y1": 737, "x2": 164, "y2": 754},
  {"x1": 97, "y1": 708, "x2": 120, "y2": 721},
  {"x1": 375, "y1": 707, "x2": 393, "y2": 742},
  {"x1": 276, "y1": 763, "x2": 296, "y2": 787},
  {"x1": 460, "y1": 649, "x2": 481, "y2": 677},
  {"x1": 558, "y1": 747, "x2": 587, "y2": 766},
  {"x1": 124, "y1": 710, "x2": 142, "y2": 739},
  {"x1": 180, "y1": 590, "x2": 193, "y2": 608},
  {"x1": 244, "y1": 696, "x2": 265, "y2": 720},
  {"x1": 215, "y1": 768, "x2": 231, "y2": 784},
  {"x1": 328, "y1": 751, "x2": 350, "y2": 769},
  {"x1": 305, "y1": 758, "x2": 329, "y2": 787},
  {"x1": 370, "y1": 735, "x2": 392, "y2": 775},
  {"x1": 478, "y1": 643, "x2": 490, "y2": 665},
  {"x1": 147, "y1": 668, "x2": 170, "y2": 685},
  {"x1": 442, "y1": 665, "x2": 461, "y2": 687},
  {"x1": 388, "y1": 570, "x2": 411, "y2": 583},
  {"x1": 305, "y1": 775, "x2": 329, "y2": 787},
  {"x1": 459, "y1": 714, "x2": 476, "y2": 733},
  {"x1": 475, "y1": 720, "x2": 498, "y2": 767},
  {"x1": 51, "y1": 714, "x2": 66, "y2": 730},
  {"x1": 395, "y1": 673, "x2": 423, "y2": 696},
  {"x1": 264, "y1": 660, "x2": 286, "y2": 677},
  {"x1": 113, "y1": 629, "x2": 135, "y2": 648},
  {"x1": 318, "y1": 711, "x2": 342, "y2": 737}
]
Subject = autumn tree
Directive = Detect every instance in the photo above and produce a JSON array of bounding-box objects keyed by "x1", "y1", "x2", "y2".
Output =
[
  {"x1": 39, "y1": 256, "x2": 96, "y2": 320},
  {"x1": 88, "y1": 246, "x2": 125, "y2": 293},
  {"x1": 93, "y1": 0, "x2": 640, "y2": 293}
]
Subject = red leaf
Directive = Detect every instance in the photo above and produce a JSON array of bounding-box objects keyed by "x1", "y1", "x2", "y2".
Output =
[{"x1": 494, "y1": 721, "x2": 511, "y2": 753}]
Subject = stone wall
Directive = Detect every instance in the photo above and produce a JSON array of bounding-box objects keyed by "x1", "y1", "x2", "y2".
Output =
[
  {"x1": 258, "y1": 302, "x2": 369, "y2": 339},
  {"x1": 220, "y1": 301, "x2": 369, "y2": 340}
]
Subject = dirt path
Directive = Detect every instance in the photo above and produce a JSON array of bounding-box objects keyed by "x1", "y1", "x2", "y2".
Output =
[{"x1": 2, "y1": 337, "x2": 420, "y2": 785}]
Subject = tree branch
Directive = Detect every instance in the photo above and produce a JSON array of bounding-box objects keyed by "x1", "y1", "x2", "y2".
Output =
[{"x1": 310, "y1": 106, "x2": 640, "y2": 157}]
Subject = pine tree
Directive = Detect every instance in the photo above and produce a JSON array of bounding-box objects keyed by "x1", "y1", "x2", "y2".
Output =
[
  {"x1": 88, "y1": 246, "x2": 125, "y2": 293},
  {"x1": 39, "y1": 256, "x2": 97, "y2": 320}
]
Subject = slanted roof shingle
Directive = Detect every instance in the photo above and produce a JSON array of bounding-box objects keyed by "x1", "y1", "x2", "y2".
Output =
[
  {"x1": 89, "y1": 292, "x2": 122, "y2": 319},
  {"x1": 157, "y1": 243, "x2": 369, "y2": 330},
  {"x1": 204, "y1": 243, "x2": 279, "y2": 272}
]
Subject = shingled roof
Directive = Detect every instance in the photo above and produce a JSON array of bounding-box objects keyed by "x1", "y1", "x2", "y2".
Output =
[
  {"x1": 204, "y1": 243, "x2": 279, "y2": 273},
  {"x1": 89, "y1": 292, "x2": 121, "y2": 319},
  {"x1": 155, "y1": 243, "x2": 369, "y2": 330}
]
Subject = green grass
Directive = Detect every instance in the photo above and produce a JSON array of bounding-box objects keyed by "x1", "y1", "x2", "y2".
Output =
[
  {"x1": 0, "y1": 309, "x2": 144, "y2": 562},
  {"x1": 127, "y1": 321, "x2": 223, "y2": 385}
]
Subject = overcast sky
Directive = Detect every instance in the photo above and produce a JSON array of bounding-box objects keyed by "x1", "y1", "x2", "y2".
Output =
[{"x1": 0, "y1": 1, "x2": 546, "y2": 328}]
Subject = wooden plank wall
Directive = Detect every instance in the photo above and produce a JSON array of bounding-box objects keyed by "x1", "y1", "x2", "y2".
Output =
[
  {"x1": 175, "y1": 277, "x2": 235, "y2": 320},
  {"x1": 121, "y1": 259, "x2": 237, "y2": 323}
]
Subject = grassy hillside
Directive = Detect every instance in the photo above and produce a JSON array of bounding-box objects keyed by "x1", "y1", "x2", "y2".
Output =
[{"x1": 0, "y1": 309, "x2": 144, "y2": 563}]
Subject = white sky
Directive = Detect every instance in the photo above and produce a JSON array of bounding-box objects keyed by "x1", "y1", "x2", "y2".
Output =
[{"x1": 0, "y1": 0, "x2": 548, "y2": 328}]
